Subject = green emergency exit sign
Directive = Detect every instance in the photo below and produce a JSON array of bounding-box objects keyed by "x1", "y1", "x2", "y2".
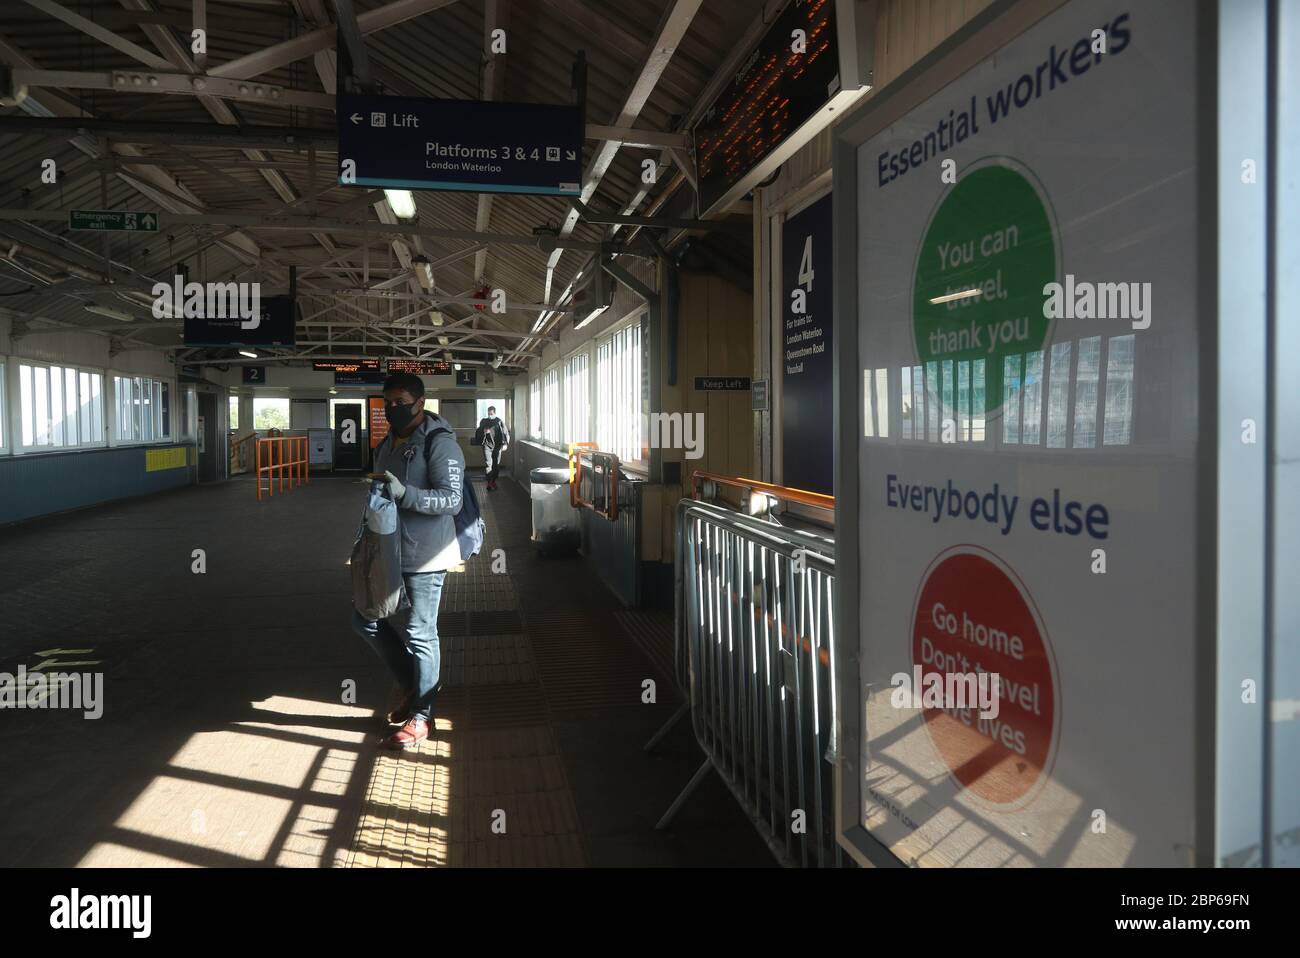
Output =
[{"x1": 69, "y1": 209, "x2": 159, "y2": 232}]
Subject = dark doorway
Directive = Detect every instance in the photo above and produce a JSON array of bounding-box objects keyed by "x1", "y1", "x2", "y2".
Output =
[
  {"x1": 197, "y1": 392, "x2": 219, "y2": 482},
  {"x1": 334, "y1": 403, "x2": 363, "y2": 471}
]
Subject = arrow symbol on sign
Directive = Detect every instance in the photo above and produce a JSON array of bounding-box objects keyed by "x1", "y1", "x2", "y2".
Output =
[
  {"x1": 351, "y1": 113, "x2": 363, "y2": 125},
  {"x1": 565, "y1": 150, "x2": 576, "y2": 161},
  {"x1": 141, "y1": 214, "x2": 156, "y2": 229},
  {"x1": 32, "y1": 648, "x2": 95, "y2": 658}
]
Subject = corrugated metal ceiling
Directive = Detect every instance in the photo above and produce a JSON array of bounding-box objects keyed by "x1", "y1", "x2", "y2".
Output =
[{"x1": 0, "y1": 0, "x2": 765, "y2": 364}]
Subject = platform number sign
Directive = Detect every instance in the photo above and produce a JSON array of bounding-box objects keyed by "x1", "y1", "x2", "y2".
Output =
[
  {"x1": 793, "y1": 234, "x2": 815, "y2": 314},
  {"x1": 781, "y1": 195, "x2": 833, "y2": 494},
  {"x1": 242, "y1": 366, "x2": 266, "y2": 384}
]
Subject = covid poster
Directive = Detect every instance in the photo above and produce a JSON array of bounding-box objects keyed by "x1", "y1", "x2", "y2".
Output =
[
  {"x1": 853, "y1": 0, "x2": 1199, "y2": 866},
  {"x1": 782, "y1": 193, "x2": 834, "y2": 495}
]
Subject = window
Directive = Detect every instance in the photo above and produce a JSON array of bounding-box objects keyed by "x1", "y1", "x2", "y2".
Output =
[
  {"x1": 253, "y1": 397, "x2": 290, "y2": 431},
  {"x1": 529, "y1": 377, "x2": 542, "y2": 438},
  {"x1": 19, "y1": 362, "x2": 105, "y2": 450},
  {"x1": 476, "y1": 397, "x2": 504, "y2": 423},
  {"x1": 542, "y1": 366, "x2": 561, "y2": 444},
  {"x1": 229, "y1": 395, "x2": 239, "y2": 431},
  {"x1": 112, "y1": 375, "x2": 169, "y2": 443},
  {"x1": 562, "y1": 352, "x2": 589, "y2": 445},
  {"x1": 995, "y1": 336, "x2": 1134, "y2": 449},
  {"x1": 0, "y1": 363, "x2": 6, "y2": 450},
  {"x1": 596, "y1": 321, "x2": 643, "y2": 462}
]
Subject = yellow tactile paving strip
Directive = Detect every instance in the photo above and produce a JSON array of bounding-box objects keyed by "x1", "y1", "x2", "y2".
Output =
[{"x1": 344, "y1": 720, "x2": 587, "y2": 867}]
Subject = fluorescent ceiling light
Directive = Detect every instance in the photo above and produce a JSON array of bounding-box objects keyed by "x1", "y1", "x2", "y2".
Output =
[
  {"x1": 454, "y1": 363, "x2": 461, "y2": 371},
  {"x1": 384, "y1": 189, "x2": 417, "y2": 220},
  {"x1": 84, "y1": 304, "x2": 134, "y2": 322},
  {"x1": 239, "y1": 350, "x2": 258, "y2": 358},
  {"x1": 928, "y1": 287, "x2": 982, "y2": 305},
  {"x1": 412, "y1": 256, "x2": 434, "y2": 291}
]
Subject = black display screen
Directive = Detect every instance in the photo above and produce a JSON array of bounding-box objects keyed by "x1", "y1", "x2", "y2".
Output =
[
  {"x1": 386, "y1": 359, "x2": 453, "y2": 375},
  {"x1": 692, "y1": 0, "x2": 840, "y2": 214},
  {"x1": 312, "y1": 358, "x2": 381, "y2": 371}
]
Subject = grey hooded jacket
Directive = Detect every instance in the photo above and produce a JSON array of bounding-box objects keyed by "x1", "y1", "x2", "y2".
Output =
[{"x1": 373, "y1": 413, "x2": 465, "y2": 573}]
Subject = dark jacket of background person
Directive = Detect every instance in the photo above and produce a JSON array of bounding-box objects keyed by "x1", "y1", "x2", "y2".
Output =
[
  {"x1": 372, "y1": 413, "x2": 465, "y2": 572},
  {"x1": 479, "y1": 415, "x2": 509, "y2": 449}
]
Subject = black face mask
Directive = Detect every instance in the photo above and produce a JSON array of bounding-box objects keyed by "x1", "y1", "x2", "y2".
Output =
[{"x1": 385, "y1": 401, "x2": 420, "y2": 431}]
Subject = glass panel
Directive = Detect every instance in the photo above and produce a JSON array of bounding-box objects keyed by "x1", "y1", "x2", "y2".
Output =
[
  {"x1": 863, "y1": 368, "x2": 874, "y2": 438},
  {"x1": 50, "y1": 366, "x2": 64, "y2": 446},
  {"x1": 1003, "y1": 354, "x2": 1022, "y2": 444},
  {"x1": 64, "y1": 367, "x2": 79, "y2": 446},
  {"x1": 1073, "y1": 336, "x2": 1101, "y2": 448},
  {"x1": 90, "y1": 374, "x2": 103, "y2": 442},
  {"x1": 79, "y1": 372, "x2": 92, "y2": 444},
  {"x1": 925, "y1": 360, "x2": 939, "y2": 441},
  {"x1": 912, "y1": 364, "x2": 924, "y2": 442},
  {"x1": 1046, "y1": 341, "x2": 1072, "y2": 449},
  {"x1": 900, "y1": 365, "x2": 912, "y2": 439},
  {"x1": 1023, "y1": 350, "x2": 1044, "y2": 445},
  {"x1": 875, "y1": 368, "x2": 890, "y2": 438},
  {"x1": 20, "y1": 364, "x2": 33, "y2": 446},
  {"x1": 34, "y1": 365, "x2": 49, "y2": 446},
  {"x1": 1103, "y1": 334, "x2": 1136, "y2": 446}
]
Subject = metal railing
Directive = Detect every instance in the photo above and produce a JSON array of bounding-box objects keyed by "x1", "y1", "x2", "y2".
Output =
[
  {"x1": 654, "y1": 496, "x2": 843, "y2": 867},
  {"x1": 255, "y1": 435, "x2": 309, "y2": 500},
  {"x1": 229, "y1": 431, "x2": 256, "y2": 475},
  {"x1": 569, "y1": 445, "x2": 620, "y2": 521}
]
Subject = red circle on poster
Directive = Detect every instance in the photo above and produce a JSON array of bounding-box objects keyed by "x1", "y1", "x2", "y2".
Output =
[{"x1": 910, "y1": 547, "x2": 1057, "y2": 806}]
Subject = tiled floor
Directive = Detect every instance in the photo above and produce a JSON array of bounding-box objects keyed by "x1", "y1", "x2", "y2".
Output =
[{"x1": 0, "y1": 470, "x2": 773, "y2": 867}]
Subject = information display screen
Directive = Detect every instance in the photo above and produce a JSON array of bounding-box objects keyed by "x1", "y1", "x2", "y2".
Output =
[
  {"x1": 692, "y1": 0, "x2": 840, "y2": 214},
  {"x1": 313, "y1": 359, "x2": 380, "y2": 371},
  {"x1": 386, "y1": 359, "x2": 452, "y2": 375}
]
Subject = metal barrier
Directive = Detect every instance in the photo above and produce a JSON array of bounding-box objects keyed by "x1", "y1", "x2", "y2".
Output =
[
  {"x1": 570, "y1": 446, "x2": 620, "y2": 521},
  {"x1": 230, "y1": 431, "x2": 255, "y2": 476},
  {"x1": 652, "y1": 494, "x2": 843, "y2": 867},
  {"x1": 255, "y1": 435, "x2": 309, "y2": 500}
]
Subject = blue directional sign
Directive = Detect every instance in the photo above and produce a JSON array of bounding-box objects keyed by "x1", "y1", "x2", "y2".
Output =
[{"x1": 337, "y1": 94, "x2": 583, "y2": 196}]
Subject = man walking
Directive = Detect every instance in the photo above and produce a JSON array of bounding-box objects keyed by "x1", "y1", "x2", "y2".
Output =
[
  {"x1": 353, "y1": 372, "x2": 465, "y2": 749},
  {"x1": 477, "y1": 404, "x2": 509, "y2": 491}
]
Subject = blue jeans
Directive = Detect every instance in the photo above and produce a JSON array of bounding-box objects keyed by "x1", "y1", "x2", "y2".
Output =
[{"x1": 352, "y1": 571, "x2": 446, "y2": 721}]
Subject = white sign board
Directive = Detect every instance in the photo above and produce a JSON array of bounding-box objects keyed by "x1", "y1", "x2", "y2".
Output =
[
  {"x1": 853, "y1": 0, "x2": 1199, "y2": 866},
  {"x1": 308, "y1": 428, "x2": 333, "y2": 466}
]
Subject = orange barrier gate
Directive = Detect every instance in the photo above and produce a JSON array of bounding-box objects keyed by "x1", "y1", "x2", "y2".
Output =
[
  {"x1": 568, "y1": 443, "x2": 619, "y2": 520},
  {"x1": 256, "y1": 435, "x2": 310, "y2": 501}
]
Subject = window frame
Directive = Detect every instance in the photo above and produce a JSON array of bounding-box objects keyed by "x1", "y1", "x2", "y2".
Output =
[
  {"x1": 595, "y1": 316, "x2": 646, "y2": 467},
  {"x1": 12, "y1": 357, "x2": 109, "y2": 455},
  {"x1": 541, "y1": 363, "x2": 562, "y2": 446},
  {"x1": 109, "y1": 371, "x2": 173, "y2": 447},
  {"x1": 561, "y1": 347, "x2": 591, "y2": 448}
]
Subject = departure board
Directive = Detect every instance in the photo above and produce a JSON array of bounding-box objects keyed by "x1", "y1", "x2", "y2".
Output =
[
  {"x1": 693, "y1": 0, "x2": 840, "y2": 214},
  {"x1": 312, "y1": 359, "x2": 380, "y2": 371},
  {"x1": 386, "y1": 359, "x2": 452, "y2": 375}
]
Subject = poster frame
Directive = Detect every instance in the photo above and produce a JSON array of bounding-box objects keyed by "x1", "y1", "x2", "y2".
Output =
[{"x1": 830, "y1": 0, "x2": 1227, "y2": 867}]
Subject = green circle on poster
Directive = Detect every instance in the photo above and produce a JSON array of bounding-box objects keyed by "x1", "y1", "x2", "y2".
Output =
[{"x1": 912, "y1": 162, "x2": 1057, "y2": 420}]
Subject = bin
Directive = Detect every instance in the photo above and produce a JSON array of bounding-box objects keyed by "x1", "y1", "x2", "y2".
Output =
[{"x1": 530, "y1": 466, "x2": 580, "y2": 556}]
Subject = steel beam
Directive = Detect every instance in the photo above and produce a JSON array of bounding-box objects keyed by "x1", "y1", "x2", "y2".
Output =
[
  {"x1": 207, "y1": 0, "x2": 459, "y2": 81},
  {"x1": 22, "y1": 0, "x2": 174, "y2": 70},
  {"x1": 0, "y1": 207, "x2": 608, "y2": 253}
]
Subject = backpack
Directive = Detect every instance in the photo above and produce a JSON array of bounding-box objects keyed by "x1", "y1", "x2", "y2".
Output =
[{"x1": 424, "y1": 426, "x2": 485, "y2": 561}]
